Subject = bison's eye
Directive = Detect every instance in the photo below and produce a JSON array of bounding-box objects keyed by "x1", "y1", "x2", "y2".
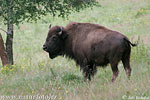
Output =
[{"x1": 52, "y1": 36, "x2": 57, "y2": 41}]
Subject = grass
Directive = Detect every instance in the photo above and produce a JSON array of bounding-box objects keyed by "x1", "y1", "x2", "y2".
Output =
[{"x1": 0, "y1": 0, "x2": 150, "y2": 100}]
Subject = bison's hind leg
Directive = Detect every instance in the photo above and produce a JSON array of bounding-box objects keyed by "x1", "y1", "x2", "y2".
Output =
[
  {"x1": 122, "y1": 49, "x2": 132, "y2": 79},
  {"x1": 110, "y1": 50, "x2": 122, "y2": 82},
  {"x1": 110, "y1": 61, "x2": 119, "y2": 82}
]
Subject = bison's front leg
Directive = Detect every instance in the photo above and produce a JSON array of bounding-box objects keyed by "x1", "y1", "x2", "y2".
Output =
[
  {"x1": 82, "y1": 64, "x2": 97, "y2": 82},
  {"x1": 83, "y1": 65, "x2": 91, "y2": 82}
]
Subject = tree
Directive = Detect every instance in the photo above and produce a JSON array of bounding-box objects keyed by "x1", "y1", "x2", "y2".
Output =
[
  {"x1": 0, "y1": 32, "x2": 8, "y2": 66},
  {"x1": 0, "y1": 0, "x2": 97, "y2": 65}
]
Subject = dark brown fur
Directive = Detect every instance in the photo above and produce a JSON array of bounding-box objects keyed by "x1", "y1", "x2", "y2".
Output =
[{"x1": 43, "y1": 22, "x2": 136, "y2": 82}]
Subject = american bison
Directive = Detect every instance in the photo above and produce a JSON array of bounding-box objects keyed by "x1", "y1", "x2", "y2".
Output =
[{"x1": 43, "y1": 22, "x2": 136, "y2": 82}]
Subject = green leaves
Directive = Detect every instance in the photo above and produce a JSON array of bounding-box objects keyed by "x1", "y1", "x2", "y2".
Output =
[{"x1": 0, "y1": 0, "x2": 97, "y2": 25}]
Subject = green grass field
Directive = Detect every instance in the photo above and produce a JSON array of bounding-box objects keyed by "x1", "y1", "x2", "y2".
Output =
[{"x1": 0, "y1": 0, "x2": 150, "y2": 100}]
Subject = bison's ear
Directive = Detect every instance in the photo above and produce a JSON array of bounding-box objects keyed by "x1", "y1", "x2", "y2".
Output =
[
  {"x1": 58, "y1": 27, "x2": 68, "y2": 39},
  {"x1": 49, "y1": 24, "x2": 52, "y2": 29}
]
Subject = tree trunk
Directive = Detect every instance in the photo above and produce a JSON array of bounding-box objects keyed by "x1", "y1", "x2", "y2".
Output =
[
  {"x1": 0, "y1": 33, "x2": 8, "y2": 66},
  {"x1": 6, "y1": 0, "x2": 14, "y2": 65},
  {"x1": 6, "y1": 26, "x2": 14, "y2": 65}
]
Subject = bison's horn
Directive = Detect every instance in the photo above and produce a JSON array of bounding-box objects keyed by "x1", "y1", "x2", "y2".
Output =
[
  {"x1": 58, "y1": 27, "x2": 63, "y2": 35},
  {"x1": 49, "y1": 24, "x2": 52, "y2": 29}
]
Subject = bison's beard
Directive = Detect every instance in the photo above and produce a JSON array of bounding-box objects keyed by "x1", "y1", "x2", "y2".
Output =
[
  {"x1": 49, "y1": 52, "x2": 57, "y2": 59},
  {"x1": 48, "y1": 49, "x2": 62, "y2": 59},
  {"x1": 47, "y1": 46, "x2": 63, "y2": 59}
]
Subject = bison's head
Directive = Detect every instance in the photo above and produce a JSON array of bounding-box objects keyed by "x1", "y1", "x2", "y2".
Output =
[{"x1": 43, "y1": 25, "x2": 68, "y2": 59}]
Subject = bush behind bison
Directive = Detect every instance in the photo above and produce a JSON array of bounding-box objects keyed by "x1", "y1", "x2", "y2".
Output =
[{"x1": 43, "y1": 22, "x2": 137, "y2": 82}]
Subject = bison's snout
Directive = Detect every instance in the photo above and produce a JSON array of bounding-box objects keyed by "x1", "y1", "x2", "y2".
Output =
[{"x1": 43, "y1": 45, "x2": 48, "y2": 51}]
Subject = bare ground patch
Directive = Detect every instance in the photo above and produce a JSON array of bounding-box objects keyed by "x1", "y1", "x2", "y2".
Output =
[{"x1": 130, "y1": 35, "x2": 150, "y2": 45}]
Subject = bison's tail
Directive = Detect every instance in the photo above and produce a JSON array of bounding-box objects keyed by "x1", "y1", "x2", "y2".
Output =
[{"x1": 124, "y1": 38, "x2": 137, "y2": 47}]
